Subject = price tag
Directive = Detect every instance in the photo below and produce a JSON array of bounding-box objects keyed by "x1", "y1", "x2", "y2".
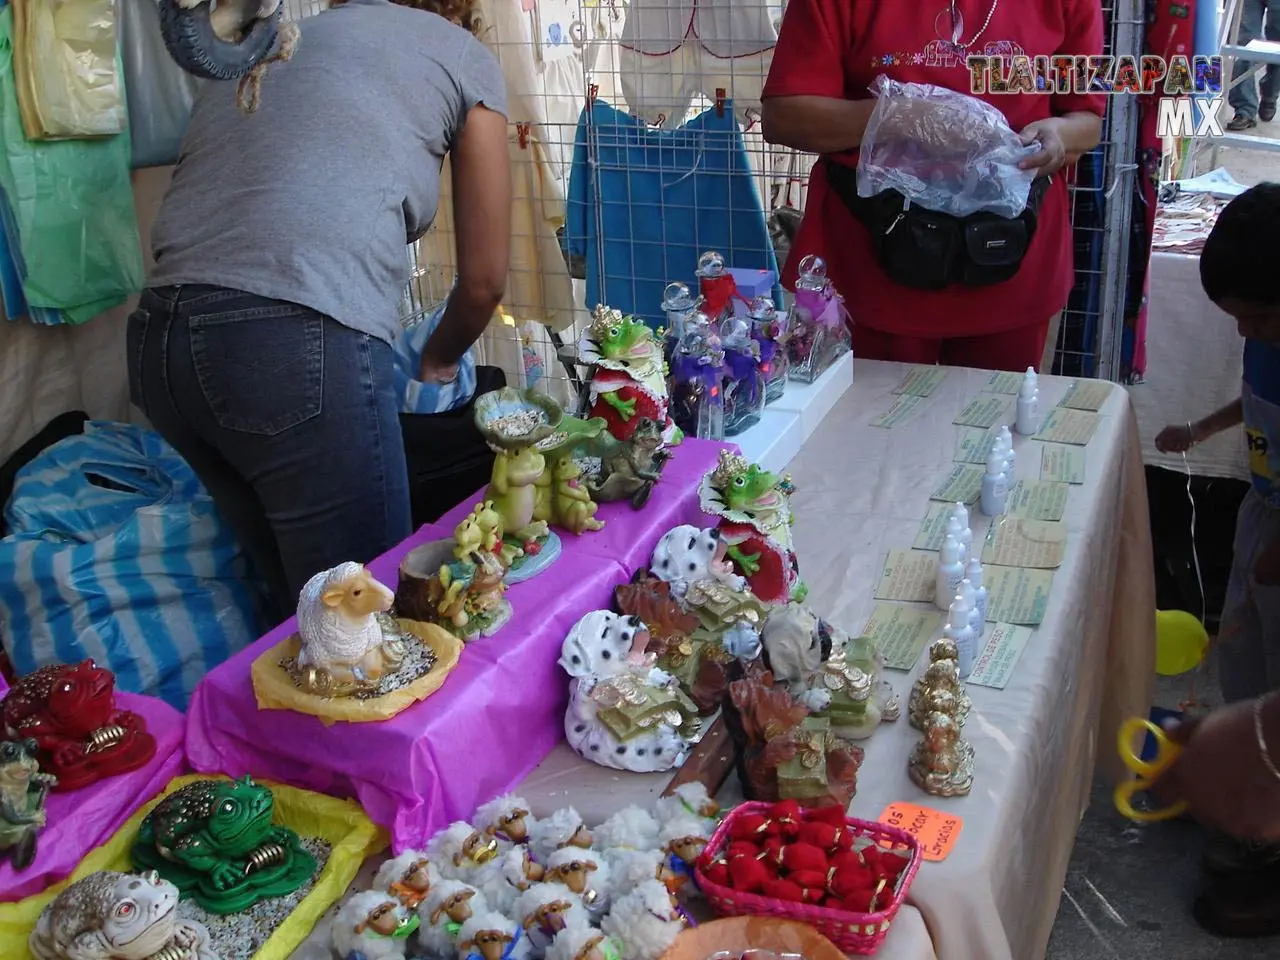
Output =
[{"x1": 878, "y1": 802, "x2": 963, "y2": 862}]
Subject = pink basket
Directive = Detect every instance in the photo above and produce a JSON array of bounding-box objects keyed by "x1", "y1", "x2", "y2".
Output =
[{"x1": 694, "y1": 801, "x2": 923, "y2": 955}]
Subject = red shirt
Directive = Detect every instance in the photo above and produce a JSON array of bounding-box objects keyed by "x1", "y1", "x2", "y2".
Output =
[{"x1": 762, "y1": 0, "x2": 1106, "y2": 338}]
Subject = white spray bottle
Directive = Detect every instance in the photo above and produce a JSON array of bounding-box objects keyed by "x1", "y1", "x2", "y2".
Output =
[
  {"x1": 935, "y1": 535, "x2": 965, "y2": 612},
  {"x1": 945, "y1": 592, "x2": 977, "y2": 677},
  {"x1": 966, "y1": 557, "x2": 988, "y2": 631},
  {"x1": 1015, "y1": 370, "x2": 1039, "y2": 435},
  {"x1": 980, "y1": 450, "x2": 1008, "y2": 516}
]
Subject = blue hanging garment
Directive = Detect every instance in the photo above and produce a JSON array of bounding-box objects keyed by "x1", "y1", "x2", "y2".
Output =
[
  {"x1": 565, "y1": 99, "x2": 777, "y2": 327},
  {"x1": 0, "y1": 185, "x2": 65, "y2": 325}
]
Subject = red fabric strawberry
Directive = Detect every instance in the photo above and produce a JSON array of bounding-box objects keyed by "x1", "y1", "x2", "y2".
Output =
[
  {"x1": 797, "y1": 821, "x2": 843, "y2": 851},
  {"x1": 726, "y1": 855, "x2": 770, "y2": 893},
  {"x1": 807, "y1": 805, "x2": 848, "y2": 828},
  {"x1": 726, "y1": 840, "x2": 761, "y2": 860},
  {"x1": 761, "y1": 878, "x2": 805, "y2": 902},
  {"x1": 789, "y1": 869, "x2": 827, "y2": 890},
  {"x1": 768, "y1": 800, "x2": 803, "y2": 838},
  {"x1": 830, "y1": 848, "x2": 867, "y2": 874},
  {"x1": 701, "y1": 858, "x2": 730, "y2": 887},
  {"x1": 761, "y1": 836, "x2": 785, "y2": 863},
  {"x1": 779, "y1": 842, "x2": 828, "y2": 875},
  {"x1": 729, "y1": 813, "x2": 771, "y2": 840},
  {"x1": 827, "y1": 862, "x2": 874, "y2": 901}
]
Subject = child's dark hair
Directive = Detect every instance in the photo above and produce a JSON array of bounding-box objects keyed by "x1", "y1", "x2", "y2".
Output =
[{"x1": 1200, "y1": 182, "x2": 1280, "y2": 306}]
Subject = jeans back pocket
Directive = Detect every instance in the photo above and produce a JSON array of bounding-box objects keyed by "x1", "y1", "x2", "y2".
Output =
[{"x1": 188, "y1": 304, "x2": 325, "y2": 436}]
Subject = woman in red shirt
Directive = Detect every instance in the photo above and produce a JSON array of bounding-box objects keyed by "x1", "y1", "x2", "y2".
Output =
[{"x1": 760, "y1": 0, "x2": 1106, "y2": 371}]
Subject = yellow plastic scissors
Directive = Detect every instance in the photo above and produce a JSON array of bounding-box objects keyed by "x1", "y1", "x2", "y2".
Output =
[{"x1": 1113, "y1": 717, "x2": 1189, "y2": 823}]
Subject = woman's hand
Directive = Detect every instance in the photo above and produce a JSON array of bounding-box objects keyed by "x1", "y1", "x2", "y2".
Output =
[
  {"x1": 1151, "y1": 702, "x2": 1280, "y2": 842},
  {"x1": 1154, "y1": 422, "x2": 1197, "y2": 453},
  {"x1": 417, "y1": 354, "x2": 459, "y2": 385},
  {"x1": 1018, "y1": 119, "x2": 1068, "y2": 175}
]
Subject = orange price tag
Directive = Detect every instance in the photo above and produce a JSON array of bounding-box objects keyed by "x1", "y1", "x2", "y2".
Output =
[{"x1": 877, "y1": 802, "x2": 963, "y2": 862}]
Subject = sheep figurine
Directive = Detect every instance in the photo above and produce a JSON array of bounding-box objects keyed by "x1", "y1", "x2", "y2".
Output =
[
  {"x1": 295, "y1": 561, "x2": 401, "y2": 693},
  {"x1": 654, "y1": 783, "x2": 719, "y2": 833},
  {"x1": 418, "y1": 880, "x2": 486, "y2": 958},
  {"x1": 474, "y1": 793, "x2": 536, "y2": 845},
  {"x1": 514, "y1": 883, "x2": 592, "y2": 960},
  {"x1": 333, "y1": 890, "x2": 418, "y2": 960},
  {"x1": 456, "y1": 909, "x2": 531, "y2": 960},
  {"x1": 604, "y1": 849, "x2": 679, "y2": 902},
  {"x1": 542, "y1": 847, "x2": 610, "y2": 920},
  {"x1": 657, "y1": 815, "x2": 711, "y2": 898},
  {"x1": 592, "y1": 805, "x2": 660, "y2": 861},
  {"x1": 548, "y1": 923, "x2": 624, "y2": 960},
  {"x1": 472, "y1": 845, "x2": 544, "y2": 915},
  {"x1": 600, "y1": 879, "x2": 686, "y2": 960},
  {"x1": 529, "y1": 807, "x2": 593, "y2": 864},
  {"x1": 373, "y1": 851, "x2": 440, "y2": 910},
  {"x1": 429, "y1": 820, "x2": 502, "y2": 879}
]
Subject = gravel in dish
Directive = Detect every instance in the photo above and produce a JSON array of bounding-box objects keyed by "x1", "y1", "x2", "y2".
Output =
[
  {"x1": 177, "y1": 837, "x2": 332, "y2": 960},
  {"x1": 489, "y1": 410, "x2": 545, "y2": 436},
  {"x1": 279, "y1": 616, "x2": 438, "y2": 700}
]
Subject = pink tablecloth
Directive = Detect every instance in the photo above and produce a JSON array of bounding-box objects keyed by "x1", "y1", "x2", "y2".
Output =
[
  {"x1": 185, "y1": 439, "x2": 728, "y2": 852},
  {"x1": 0, "y1": 687, "x2": 186, "y2": 901}
]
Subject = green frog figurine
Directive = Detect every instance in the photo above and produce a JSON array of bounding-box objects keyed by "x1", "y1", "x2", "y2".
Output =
[
  {"x1": 132, "y1": 776, "x2": 315, "y2": 915},
  {"x1": 0, "y1": 739, "x2": 54, "y2": 870}
]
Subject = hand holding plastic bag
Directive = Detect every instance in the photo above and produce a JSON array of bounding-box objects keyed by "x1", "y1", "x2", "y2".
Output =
[{"x1": 856, "y1": 75, "x2": 1040, "y2": 219}]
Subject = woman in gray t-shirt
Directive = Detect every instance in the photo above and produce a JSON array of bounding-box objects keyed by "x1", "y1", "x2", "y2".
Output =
[{"x1": 129, "y1": 0, "x2": 512, "y2": 622}]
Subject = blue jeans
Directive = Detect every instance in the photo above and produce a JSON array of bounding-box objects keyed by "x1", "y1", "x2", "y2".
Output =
[
  {"x1": 127, "y1": 285, "x2": 411, "y2": 623},
  {"x1": 1229, "y1": 0, "x2": 1280, "y2": 117}
]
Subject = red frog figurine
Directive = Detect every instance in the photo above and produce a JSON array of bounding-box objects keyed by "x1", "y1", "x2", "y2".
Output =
[
  {"x1": 578, "y1": 304, "x2": 681, "y2": 445},
  {"x1": 2, "y1": 661, "x2": 157, "y2": 792}
]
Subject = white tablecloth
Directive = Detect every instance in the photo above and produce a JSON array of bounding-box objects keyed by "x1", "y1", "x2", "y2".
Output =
[{"x1": 1130, "y1": 251, "x2": 1248, "y2": 481}]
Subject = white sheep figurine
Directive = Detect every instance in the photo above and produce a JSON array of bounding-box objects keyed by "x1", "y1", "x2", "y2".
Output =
[
  {"x1": 657, "y1": 815, "x2": 711, "y2": 898},
  {"x1": 456, "y1": 909, "x2": 531, "y2": 960},
  {"x1": 474, "y1": 793, "x2": 536, "y2": 845},
  {"x1": 600, "y1": 879, "x2": 686, "y2": 960},
  {"x1": 547, "y1": 923, "x2": 624, "y2": 960},
  {"x1": 529, "y1": 807, "x2": 593, "y2": 864},
  {"x1": 543, "y1": 847, "x2": 610, "y2": 919},
  {"x1": 603, "y1": 849, "x2": 676, "y2": 903},
  {"x1": 654, "y1": 783, "x2": 719, "y2": 832},
  {"x1": 418, "y1": 880, "x2": 486, "y2": 958},
  {"x1": 429, "y1": 820, "x2": 501, "y2": 879},
  {"x1": 592, "y1": 805, "x2": 660, "y2": 862},
  {"x1": 332, "y1": 890, "x2": 416, "y2": 960},
  {"x1": 514, "y1": 883, "x2": 592, "y2": 959},
  {"x1": 472, "y1": 845, "x2": 544, "y2": 915},
  {"x1": 373, "y1": 850, "x2": 440, "y2": 910},
  {"x1": 296, "y1": 561, "x2": 398, "y2": 688}
]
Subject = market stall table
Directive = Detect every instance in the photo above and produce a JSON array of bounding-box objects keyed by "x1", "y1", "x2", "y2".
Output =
[{"x1": 510, "y1": 359, "x2": 1155, "y2": 960}]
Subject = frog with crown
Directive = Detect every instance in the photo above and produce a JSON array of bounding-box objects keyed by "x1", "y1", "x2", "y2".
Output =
[
  {"x1": 698, "y1": 451, "x2": 805, "y2": 606},
  {"x1": 578, "y1": 304, "x2": 681, "y2": 445}
]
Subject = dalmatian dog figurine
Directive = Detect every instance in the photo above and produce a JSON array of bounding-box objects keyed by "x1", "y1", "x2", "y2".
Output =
[{"x1": 650, "y1": 525, "x2": 746, "y2": 602}]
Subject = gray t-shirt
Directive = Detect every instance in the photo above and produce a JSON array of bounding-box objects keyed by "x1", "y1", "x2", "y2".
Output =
[{"x1": 149, "y1": 0, "x2": 507, "y2": 343}]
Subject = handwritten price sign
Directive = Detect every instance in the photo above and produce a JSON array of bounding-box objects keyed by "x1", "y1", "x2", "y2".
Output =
[{"x1": 878, "y1": 802, "x2": 963, "y2": 862}]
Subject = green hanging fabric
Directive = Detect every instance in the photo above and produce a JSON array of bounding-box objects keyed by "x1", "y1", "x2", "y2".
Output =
[{"x1": 0, "y1": 7, "x2": 142, "y2": 323}]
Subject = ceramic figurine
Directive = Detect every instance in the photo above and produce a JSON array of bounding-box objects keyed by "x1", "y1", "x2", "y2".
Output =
[
  {"x1": 2, "y1": 661, "x2": 157, "y2": 793},
  {"x1": 131, "y1": 777, "x2": 314, "y2": 915},
  {"x1": 419, "y1": 881, "x2": 485, "y2": 958},
  {"x1": 908, "y1": 708, "x2": 975, "y2": 798},
  {"x1": 333, "y1": 890, "x2": 419, "y2": 960},
  {"x1": 576, "y1": 417, "x2": 668, "y2": 510},
  {"x1": 748, "y1": 296, "x2": 788, "y2": 403},
  {"x1": 457, "y1": 910, "x2": 530, "y2": 960},
  {"x1": 543, "y1": 455, "x2": 605, "y2": 535},
  {"x1": 718, "y1": 315, "x2": 766, "y2": 437},
  {"x1": 909, "y1": 639, "x2": 970, "y2": 729},
  {"x1": 559, "y1": 610, "x2": 700, "y2": 774},
  {"x1": 599, "y1": 879, "x2": 686, "y2": 960},
  {"x1": 649, "y1": 525, "x2": 746, "y2": 603},
  {"x1": 698, "y1": 452, "x2": 804, "y2": 605},
  {"x1": 787, "y1": 255, "x2": 851, "y2": 384},
  {"x1": 514, "y1": 883, "x2": 591, "y2": 959},
  {"x1": 0, "y1": 738, "x2": 53, "y2": 869},
  {"x1": 529, "y1": 808, "x2": 593, "y2": 865},
  {"x1": 29, "y1": 870, "x2": 218, "y2": 960},
  {"x1": 428, "y1": 821, "x2": 502, "y2": 880},
  {"x1": 373, "y1": 852, "x2": 440, "y2": 910},
  {"x1": 474, "y1": 794, "x2": 536, "y2": 846},
  {"x1": 548, "y1": 924, "x2": 623, "y2": 960},
  {"x1": 695, "y1": 250, "x2": 736, "y2": 320},
  {"x1": 291, "y1": 562, "x2": 406, "y2": 696},
  {"x1": 578, "y1": 305, "x2": 680, "y2": 445},
  {"x1": 667, "y1": 319, "x2": 725, "y2": 441}
]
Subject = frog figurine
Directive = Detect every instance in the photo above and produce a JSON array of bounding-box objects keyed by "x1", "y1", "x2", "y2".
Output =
[
  {"x1": 697, "y1": 452, "x2": 803, "y2": 605},
  {"x1": 2, "y1": 661, "x2": 157, "y2": 792},
  {"x1": 0, "y1": 738, "x2": 55, "y2": 869},
  {"x1": 578, "y1": 305, "x2": 681, "y2": 445},
  {"x1": 132, "y1": 777, "x2": 315, "y2": 915}
]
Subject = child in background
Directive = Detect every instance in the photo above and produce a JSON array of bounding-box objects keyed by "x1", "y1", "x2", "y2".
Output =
[{"x1": 1155, "y1": 181, "x2": 1280, "y2": 938}]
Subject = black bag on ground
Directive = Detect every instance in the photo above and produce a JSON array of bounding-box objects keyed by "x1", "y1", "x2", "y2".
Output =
[
  {"x1": 824, "y1": 159, "x2": 1050, "y2": 290},
  {"x1": 399, "y1": 366, "x2": 506, "y2": 527}
]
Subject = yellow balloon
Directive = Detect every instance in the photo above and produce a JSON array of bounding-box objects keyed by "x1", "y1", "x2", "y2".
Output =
[{"x1": 1155, "y1": 609, "x2": 1209, "y2": 676}]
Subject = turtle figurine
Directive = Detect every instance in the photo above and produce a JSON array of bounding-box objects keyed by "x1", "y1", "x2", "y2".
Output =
[{"x1": 132, "y1": 777, "x2": 314, "y2": 915}]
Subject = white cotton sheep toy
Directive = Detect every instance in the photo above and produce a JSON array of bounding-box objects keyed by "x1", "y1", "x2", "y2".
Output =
[
  {"x1": 472, "y1": 846, "x2": 544, "y2": 915},
  {"x1": 296, "y1": 562, "x2": 397, "y2": 683},
  {"x1": 418, "y1": 880, "x2": 487, "y2": 958},
  {"x1": 529, "y1": 807, "x2": 593, "y2": 864},
  {"x1": 474, "y1": 794, "x2": 536, "y2": 845},
  {"x1": 514, "y1": 883, "x2": 593, "y2": 959},
  {"x1": 654, "y1": 783, "x2": 719, "y2": 833},
  {"x1": 428, "y1": 820, "x2": 502, "y2": 879},
  {"x1": 592, "y1": 805, "x2": 660, "y2": 860},
  {"x1": 456, "y1": 909, "x2": 531, "y2": 960},
  {"x1": 547, "y1": 922, "x2": 624, "y2": 960},
  {"x1": 604, "y1": 849, "x2": 675, "y2": 902},
  {"x1": 332, "y1": 890, "x2": 416, "y2": 960},
  {"x1": 373, "y1": 851, "x2": 439, "y2": 909},
  {"x1": 600, "y1": 879, "x2": 686, "y2": 960},
  {"x1": 542, "y1": 847, "x2": 610, "y2": 919}
]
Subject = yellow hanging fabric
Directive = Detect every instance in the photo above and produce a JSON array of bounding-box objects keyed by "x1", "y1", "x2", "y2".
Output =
[{"x1": 12, "y1": 0, "x2": 125, "y2": 140}]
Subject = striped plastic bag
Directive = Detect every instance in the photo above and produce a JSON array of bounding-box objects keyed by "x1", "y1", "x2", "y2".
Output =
[
  {"x1": 0, "y1": 421, "x2": 263, "y2": 708},
  {"x1": 392, "y1": 300, "x2": 478, "y2": 415}
]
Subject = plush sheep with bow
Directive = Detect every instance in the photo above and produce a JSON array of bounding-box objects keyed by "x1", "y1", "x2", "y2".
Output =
[
  {"x1": 332, "y1": 890, "x2": 418, "y2": 960},
  {"x1": 457, "y1": 909, "x2": 531, "y2": 960},
  {"x1": 600, "y1": 879, "x2": 686, "y2": 960}
]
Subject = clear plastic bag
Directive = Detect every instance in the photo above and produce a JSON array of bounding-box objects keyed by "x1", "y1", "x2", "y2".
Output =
[
  {"x1": 119, "y1": 0, "x2": 201, "y2": 168},
  {"x1": 856, "y1": 75, "x2": 1040, "y2": 219}
]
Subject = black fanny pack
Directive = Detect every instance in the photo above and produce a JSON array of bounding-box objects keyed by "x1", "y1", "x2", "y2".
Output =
[{"x1": 824, "y1": 159, "x2": 1051, "y2": 290}]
